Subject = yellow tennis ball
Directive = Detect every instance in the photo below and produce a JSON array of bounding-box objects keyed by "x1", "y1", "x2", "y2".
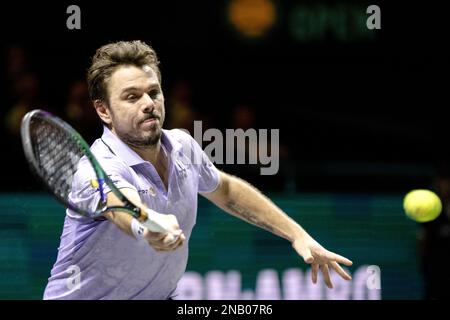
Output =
[{"x1": 403, "y1": 189, "x2": 442, "y2": 222}]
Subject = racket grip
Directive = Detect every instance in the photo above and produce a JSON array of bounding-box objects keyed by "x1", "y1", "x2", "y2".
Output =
[{"x1": 141, "y1": 208, "x2": 170, "y2": 234}]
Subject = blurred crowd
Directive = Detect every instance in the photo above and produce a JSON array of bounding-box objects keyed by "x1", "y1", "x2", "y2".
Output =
[
  {"x1": 1, "y1": 45, "x2": 293, "y2": 192},
  {"x1": 2, "y1": 44, "x2": 448, "y2": 196}
]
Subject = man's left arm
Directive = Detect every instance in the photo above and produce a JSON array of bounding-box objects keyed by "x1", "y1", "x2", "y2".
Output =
[{"x1": 201, "y1": 171, "x2": 353, "y2": 288}]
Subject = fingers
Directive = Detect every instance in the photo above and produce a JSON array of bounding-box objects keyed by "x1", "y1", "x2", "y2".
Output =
[
  {"x1": 163, "y1": 231, "x2": 185, "y2": 248},
  {"x1": 311, "y1": 264, "x2": 319, "y2": 284},
  {"x1": 141, "y1": 211, "x2": 185, "y2": 251},
  {"x1": 324, "y1": 251, "x2": 353, "y2": 266},
  {"x1": 162, "y1": 230, "x2": 182, "y2": 245},
  {"x1": 169, "y1": 233, "x2": 186, "y2": 251},
  {"x1": 149, "y1": 231, "x2": 186, "y2": 252},
  {"x1": 329, "y1": 261, "x2": 352, "y2": 280},
  {"x1": 311, "y1": 261, "x2": 352, "y2": 288},
  {"x1": 320, "y1": 264, "x2": 333, "y2": 289},
  {"x1": 146, "y1": 230, "x2": 166, "y2": 241},
  {"x1": 293, "y1": 239, "x2": 353, "y2": 288}
]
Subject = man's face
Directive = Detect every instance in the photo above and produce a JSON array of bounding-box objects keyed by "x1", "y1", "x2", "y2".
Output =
[{"x1": 105, "y1": 65, "x2": 165, "y2": 147}]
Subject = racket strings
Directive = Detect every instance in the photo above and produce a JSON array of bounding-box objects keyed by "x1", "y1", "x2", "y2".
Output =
[{"x1": 30, "y1": 118, "x2": 85, "y2": 199}]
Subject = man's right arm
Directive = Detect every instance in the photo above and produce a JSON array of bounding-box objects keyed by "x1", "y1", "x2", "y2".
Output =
[{"x1": 103, "y1": 188, "x2": 185, "y2": 252}]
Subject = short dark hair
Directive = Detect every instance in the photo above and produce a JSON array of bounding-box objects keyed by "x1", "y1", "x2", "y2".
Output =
[{"x1": 87, "y1": 40, "x2": 161, "y2": 102}]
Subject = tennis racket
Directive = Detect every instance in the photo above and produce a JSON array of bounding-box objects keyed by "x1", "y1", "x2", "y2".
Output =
[{"x1": 20, "y1": 109, "x2": 177, "y2": 239}]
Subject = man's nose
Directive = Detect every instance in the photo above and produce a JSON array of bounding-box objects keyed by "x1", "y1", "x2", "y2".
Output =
[{"x1": 142, "y1": 93, "x2": 155, "y2": 111}]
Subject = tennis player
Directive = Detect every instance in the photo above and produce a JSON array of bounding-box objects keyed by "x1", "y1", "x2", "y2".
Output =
[{"x1": 43, "y1": 40, "x2": 353, "y2": 299}]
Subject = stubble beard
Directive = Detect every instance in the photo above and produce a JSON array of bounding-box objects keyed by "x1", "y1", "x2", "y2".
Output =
[{"x1": 120, "y1": 125, "x2": 162, "y2": 148}]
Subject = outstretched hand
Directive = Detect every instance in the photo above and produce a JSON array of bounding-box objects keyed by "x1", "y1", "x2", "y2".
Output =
[{"x1": 292, "y1": 233, "x2": 353, "y2": 289}]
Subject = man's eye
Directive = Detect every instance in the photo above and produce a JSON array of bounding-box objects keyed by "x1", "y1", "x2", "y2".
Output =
[
  {"x1": 127, "y1": 94, "x2": 137, "y2": 101},
  {"x1": 149, "y1": 90, "x2": 160, "y2": 99}
]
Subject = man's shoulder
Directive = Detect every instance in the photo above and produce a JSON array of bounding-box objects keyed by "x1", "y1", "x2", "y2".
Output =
[
  {"x1": 89, "y1": 138, "x2": 130, "y2": 170},
  {"x1": 163, "y1": 128, "x2": 196, "y2": 148},
  {"x1": 164, "y1": 128, "x2": 207, "y2": 166},
  {"x1": 90, "y1": 138, "x2": 115, "y2": 159}
]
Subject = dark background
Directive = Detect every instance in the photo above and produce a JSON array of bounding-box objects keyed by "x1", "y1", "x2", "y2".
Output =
[
  {"x1": 1, "y1": 0, "x2": 449, "y2": 193},
  {"x1": 1, "y1": 0, "x2": 450, "y2": 300}
]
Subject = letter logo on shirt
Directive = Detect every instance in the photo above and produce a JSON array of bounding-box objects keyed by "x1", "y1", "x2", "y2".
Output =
[
  {"x1": 179, "y1": 168, "x2": 187, "y2": 179},
  {"x1": 139, "y1": 186, "x2": 157, "y2": 197},
  {"x1": 149, "y1": 185, "x2": 156, "y2": 197},
  {"x1": 90, "y1": 179, "x2": 99, "y2": 189},
  {"x1": 66, "y1": 265, "x2": 81, "y2": 291}
]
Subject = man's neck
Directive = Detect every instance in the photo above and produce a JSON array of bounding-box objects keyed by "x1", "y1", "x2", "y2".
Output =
[{"x1": 129, "y1": 140, "x2": 170, "y2": 190}]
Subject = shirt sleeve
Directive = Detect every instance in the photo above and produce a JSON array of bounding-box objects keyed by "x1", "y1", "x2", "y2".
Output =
[
  {"x1": 184, "y1": 132, "x2": 221, "y2": 194},
  {"x1": 68, "y1": 156, "x2": 137, "y2": 220}
]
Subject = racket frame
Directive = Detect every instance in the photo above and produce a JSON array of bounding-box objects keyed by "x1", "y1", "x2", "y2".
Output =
[{"x1": 20, "y1": 109, "x2": 149, "y2": 222}]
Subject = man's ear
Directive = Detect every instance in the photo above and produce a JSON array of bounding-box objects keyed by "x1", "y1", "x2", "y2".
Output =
[{"x1": 93, "y1": 100, "x2": 112, "y2": 125}]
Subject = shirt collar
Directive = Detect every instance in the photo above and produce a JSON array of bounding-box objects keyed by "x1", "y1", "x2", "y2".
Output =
[{"x1": 100, "y1": 126, "x2": 182, "y2": 167}]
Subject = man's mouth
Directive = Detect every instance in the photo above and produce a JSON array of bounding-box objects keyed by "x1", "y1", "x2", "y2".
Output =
[{"x1": 141, "y1": 116, "x2": 159, "y2": 124}]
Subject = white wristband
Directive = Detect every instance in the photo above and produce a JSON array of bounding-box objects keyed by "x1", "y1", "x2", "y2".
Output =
[{"x1": 131, "y1": 218, "x2": 146, "y2": 238}]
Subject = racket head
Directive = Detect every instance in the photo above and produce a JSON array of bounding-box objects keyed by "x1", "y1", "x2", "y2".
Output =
[{"x1": 20, "y1": 109, "x2": 108, "y2": 218}]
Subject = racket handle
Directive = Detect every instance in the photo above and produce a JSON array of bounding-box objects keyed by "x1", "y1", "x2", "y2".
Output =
[
  {"x1": 141, "y1": 208, "x2": 171, "y2": 234},
  {"x1": 141, "y1": 218, "x2": 181, "y2": 245}
]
